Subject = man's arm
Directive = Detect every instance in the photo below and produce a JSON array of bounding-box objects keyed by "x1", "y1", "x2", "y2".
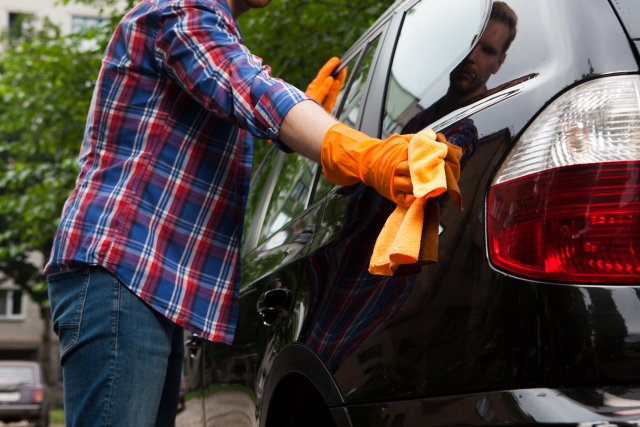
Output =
[
  {"x1": 280, "y1": 100, "x2": 415, "y2": 207},
  {"x1": 154, "y1": 4, "x2": 413, "y2": 205},
  {"x1": 279, "y1": 100, "x2": 337, "y2": 163}
]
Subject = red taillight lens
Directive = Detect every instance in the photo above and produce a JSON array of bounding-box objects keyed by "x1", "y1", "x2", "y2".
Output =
[
  {"x1": 32, "y1": 388, "x2": 43, "y2": 403},
  {"x1": 488, "y1": 75, "x2": 640, "y2": 283},
  {"x1": 488, "y1": 161, "x2": 640, "y2": 282}
]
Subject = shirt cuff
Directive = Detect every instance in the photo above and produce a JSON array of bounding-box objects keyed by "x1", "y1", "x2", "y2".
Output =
[{"x1": 255, "y1": 80, "x2": 316, "y2": 153}]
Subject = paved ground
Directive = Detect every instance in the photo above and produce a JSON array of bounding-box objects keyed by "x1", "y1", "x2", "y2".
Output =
[
  {"x1": 0, "y1": 421, "x2": 63, "y2": 427},
  {"x1": 175, "y1": 390, "x2": 255, "y2": 427}
]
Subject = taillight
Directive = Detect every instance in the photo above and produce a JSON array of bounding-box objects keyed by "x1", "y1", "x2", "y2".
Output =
[
  {"x1": 32, "y1": 388, "x2": 44, "y2": 403},
  {"x1": 488, "y1": 75, "x2": 640, "y2": 283}
]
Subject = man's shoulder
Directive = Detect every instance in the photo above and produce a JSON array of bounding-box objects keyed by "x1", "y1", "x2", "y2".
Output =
[
  {"x1": 146, "y1": 0, "x2": 237, "y2": 32},
  {"x1": 150, "y1": 0, "x2": 233, "y2": 17}
]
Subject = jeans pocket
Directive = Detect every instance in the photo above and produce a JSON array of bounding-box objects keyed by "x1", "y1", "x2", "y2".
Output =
[{"x1": 47, "y1": 268, "x2": 91, "y2": 360}]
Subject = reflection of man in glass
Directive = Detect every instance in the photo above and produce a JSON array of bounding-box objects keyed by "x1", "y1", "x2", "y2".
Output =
[
  {"x1": 404, "y1": 2, "x2": 517, "y2": 164},
  {"x1": 442, "y1": 1, "x2": 517, "y2": 115}
]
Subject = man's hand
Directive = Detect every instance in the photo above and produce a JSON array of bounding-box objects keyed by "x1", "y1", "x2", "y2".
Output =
[
  {"x1": 305, "y1": 57, "x2": 348, "y2": 113},
  {"x1": 320, "y1": 123, "x2": 416, "y2": 206},
  {"x1": 279, "y1": 102, "x2": 414, "y2": 205}
]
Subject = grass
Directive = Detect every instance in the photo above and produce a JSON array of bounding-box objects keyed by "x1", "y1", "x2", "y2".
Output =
[{"x1": 50, "y1": 408, "x2": 65, "y2": 424}]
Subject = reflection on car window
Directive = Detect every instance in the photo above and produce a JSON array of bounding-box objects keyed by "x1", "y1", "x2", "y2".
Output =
[
  {"x1": 242, "y1": 147, "x2": 278, "y2": 248},
  {"x1": 313, "y1": 38, "x2": 382, "y2": 204},
  {"x1": 339, "y1": 36, "x2": 381, "y2": 128},
  {"x1": 312, "y1": 167, "x2": 335, "y2": 205},
  {"x1": 259, "y1": 154, "x2": 318, "y2": 244},
  {"x1": 382, "y1": 0, "x2": 491, "y2": 138},
  {"x1": 330, "y1": 53, "x2": 362, "y2": 117},
  {"x1": 391, "y1": 1, "x2": 518, "y2": 169}
]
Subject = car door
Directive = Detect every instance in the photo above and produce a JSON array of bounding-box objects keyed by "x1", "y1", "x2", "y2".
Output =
[{"x1": 199, "y1": 144, "x2": 325, "y2": 426}]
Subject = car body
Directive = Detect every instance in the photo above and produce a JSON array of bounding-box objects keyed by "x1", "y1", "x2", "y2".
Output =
[
  {"x1": 0, "y1": 361, "x2": 49, "y2": 427},
  {"x1": 177, "y1": 0, "x2": 640, "y2": 426}
]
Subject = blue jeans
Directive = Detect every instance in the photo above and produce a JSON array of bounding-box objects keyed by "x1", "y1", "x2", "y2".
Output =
[{"x1": 47, "y1": 267, "x2": 184, "y2": 427}]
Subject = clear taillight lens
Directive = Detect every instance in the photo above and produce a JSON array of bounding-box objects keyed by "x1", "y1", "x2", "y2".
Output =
[{"x1": 488, "y1": 75, "x2": 640, "y2": 283}]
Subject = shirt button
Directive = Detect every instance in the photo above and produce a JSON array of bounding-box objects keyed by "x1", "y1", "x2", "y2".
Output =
[{"x1": 244, "y1": 144, "x2": 250, "y2": 152}]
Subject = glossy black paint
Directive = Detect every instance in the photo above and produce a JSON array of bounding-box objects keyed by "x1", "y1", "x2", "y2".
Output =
[
  {"x1": 300, "y1": 0, "x2": 640, "y2": 405},
  {"x1": 181, "y1": 0, "x2": 640, "y2": 426},
  {"x1": 347, "y1": 386, "x2": 640, "y2": 426}
]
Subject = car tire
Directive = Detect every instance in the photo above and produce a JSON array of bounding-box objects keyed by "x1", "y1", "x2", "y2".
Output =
[{"x1": 35, "y1": 413, "x2": 49, "y2": 427}]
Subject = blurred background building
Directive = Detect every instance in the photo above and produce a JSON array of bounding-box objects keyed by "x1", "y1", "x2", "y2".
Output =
[{"x1": 0, "y1": 0, "x2": 106, "y2": 35}]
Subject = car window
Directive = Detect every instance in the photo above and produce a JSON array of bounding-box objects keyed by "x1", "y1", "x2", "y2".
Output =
[
  {"x1": 242, "y1": 146, "x2": 279, "y2": 249},
  {"x1": 382, "y1": 0, "x2": 491, "y2": 138},
  {"x1": 330, "y1": 52, "x2": 363, "y2": 117},
  {"x1": 312, "y1": 37, "x2": 382, "y2": 204},
  {"x1": 0, "y1": 366, "x2": 34, "y2": 385},
  {"x1": 258, "y1": 154, "x2": 318, "y2": 245},
  {"x1": 339, "y1": 36, "x2": 381, "y2": 128}
]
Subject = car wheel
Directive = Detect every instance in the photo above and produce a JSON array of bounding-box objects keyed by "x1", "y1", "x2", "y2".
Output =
[{"x1": 35, "y1": 413, "x2": 49, "y2": 427}]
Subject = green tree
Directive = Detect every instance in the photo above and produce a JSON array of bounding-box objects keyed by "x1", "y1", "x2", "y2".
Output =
[
  {"x1": 0, "y1": 16, "x2": 116, "y2": 304},
  {"x1": 239, "y1": 0, "x2": 393, "y2": 90},
  {"x1": 0, "y1": 0, "x2": 395, "y2": 304}
]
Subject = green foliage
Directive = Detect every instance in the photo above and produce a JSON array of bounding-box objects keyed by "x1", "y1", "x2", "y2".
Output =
[
  {"x1": 0, "y1": 16, "x2": 115, "y2": 303},
  {"x1": 49, "y1": 408, "x2": 65, "y2": 424},
  {"x1": 238, "y1": 0, "x2": 394, "y2": 91}
]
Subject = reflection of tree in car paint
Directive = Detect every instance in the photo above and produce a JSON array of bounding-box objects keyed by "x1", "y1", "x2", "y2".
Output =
[{"x1": 300, "y1": 185, "x2": 416, "y2": 372}]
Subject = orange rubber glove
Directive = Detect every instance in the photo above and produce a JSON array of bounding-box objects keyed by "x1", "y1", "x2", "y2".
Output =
[
  {"x1": 321, "y1": 123, "x2": 415, "y2": 207},
  {"x1": 306, "y1": 57, "x2": 348, "y2": 113}
]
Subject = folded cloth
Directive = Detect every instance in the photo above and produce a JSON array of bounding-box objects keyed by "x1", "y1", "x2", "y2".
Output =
[{"x1": 368, "y1": 130, "x2": 462, "y2": 276}]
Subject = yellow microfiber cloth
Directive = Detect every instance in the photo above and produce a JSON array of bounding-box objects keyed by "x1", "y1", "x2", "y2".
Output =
[{"x1": 368, "y1": 130, "x2": 462, "y2": 276}]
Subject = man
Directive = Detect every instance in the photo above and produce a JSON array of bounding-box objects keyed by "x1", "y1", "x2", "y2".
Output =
[
  {"x1": 403, "y1": 1, "x2": 518, "y2": 165},
  {"x1": 44, "y1": 0, "x2": 417, "y2": 426}
]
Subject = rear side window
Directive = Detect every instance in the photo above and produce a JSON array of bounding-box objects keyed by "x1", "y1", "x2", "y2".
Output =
[
  {"x1": 338, "y1": 36, "x2": 381, "y2": 128},
  {"x1": 382, "y1": 0, "x2": 491, "y2": 138},
  {"x1": 313, "y1": 36, "x2": 383, "y2": 203},
  {"x1": 330, "y1": 53, "x2": 363, "y2": 117}
]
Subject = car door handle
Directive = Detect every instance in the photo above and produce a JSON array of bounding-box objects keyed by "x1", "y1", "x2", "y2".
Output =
[{"x1": 257, "y1": 287, "x2": 291, "y2": 325}]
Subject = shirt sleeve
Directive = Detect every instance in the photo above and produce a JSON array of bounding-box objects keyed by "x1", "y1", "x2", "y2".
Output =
[{"x1": 153, "y1": 2, "x2": 312, "y2": 148}]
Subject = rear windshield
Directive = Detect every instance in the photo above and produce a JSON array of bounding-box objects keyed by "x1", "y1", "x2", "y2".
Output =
[{"x1": 0, "y1": 366, "x2": 34, "y2": 385}]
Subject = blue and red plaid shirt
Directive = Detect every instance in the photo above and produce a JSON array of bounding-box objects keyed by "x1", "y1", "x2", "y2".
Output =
[{"x1": 44, "y1": 0, "x2": 310, "y2": 343}]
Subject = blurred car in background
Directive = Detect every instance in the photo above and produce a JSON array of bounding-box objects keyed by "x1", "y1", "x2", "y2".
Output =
[{"x1": 0, "y1": 361, "x2": 49, "y2": 427}]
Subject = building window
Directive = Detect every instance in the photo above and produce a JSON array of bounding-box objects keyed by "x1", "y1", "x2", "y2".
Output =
[
  {"x1": 71, "y1": 16, "x2": 104, "y2": 34},
  {"x1": 0, "y1": 289, "x2": 25, "y2": 320},
  {"x1": 8, "y1": 12, "x2": 35, "y2": 40}
]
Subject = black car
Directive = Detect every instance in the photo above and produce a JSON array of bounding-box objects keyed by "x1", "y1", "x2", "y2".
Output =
[
  {"x1": 177, "y1": 0, "x2": 640, "y2": 426},
  {"x1": 0, "y1": 361, "x2": 50, "y2": 427}
]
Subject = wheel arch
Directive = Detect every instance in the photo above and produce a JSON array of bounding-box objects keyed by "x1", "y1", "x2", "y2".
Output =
[{"x1": 260, "y1": 343, "x2": 351, "y2": 427}]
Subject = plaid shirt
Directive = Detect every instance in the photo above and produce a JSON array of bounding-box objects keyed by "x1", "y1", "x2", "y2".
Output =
[{"x1": 45, "y1": 0, "x2": 310, "y2": 343}]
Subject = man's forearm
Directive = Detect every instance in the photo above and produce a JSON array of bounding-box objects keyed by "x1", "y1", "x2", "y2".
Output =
[{"x1": 279, "y1": 100, "x2": 338, "y2": 163}]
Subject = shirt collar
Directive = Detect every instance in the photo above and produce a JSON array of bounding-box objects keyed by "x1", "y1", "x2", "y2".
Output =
[{"x1": 215, "y1": 0, "x2": 245, "y2": 43}]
